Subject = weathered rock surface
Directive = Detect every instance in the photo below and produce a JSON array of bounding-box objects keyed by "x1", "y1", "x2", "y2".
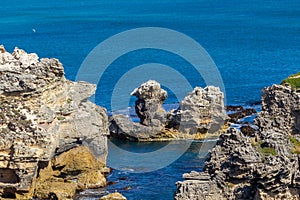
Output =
[
  {"x1": 175, "y1": 82, "x2": 300, "y2": 200},
  {"x1": 169, "y1": 86, "x2": 227, "y2": 134},
  {"x1": 131, "y1": 80, "x2": 167, "y2": 126},
  {"x1": 35, "y1": 146, "x2": 107, "y2": 200},
  {"x1": 100, "y1": 192, "x2": 127, "y2": 200},
  {"x1": 255, "y1": 84, "x2": 300, "y2": 135},
  {"x1": 0, "y1": 46, "x2": 109, "y2": 199},
  {"x1": 110, "y1": 81, "x2": 227, "y2": 141}
]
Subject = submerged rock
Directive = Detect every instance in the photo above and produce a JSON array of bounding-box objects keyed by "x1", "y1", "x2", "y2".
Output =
[
  {"x1": 175, "y1": 81, "x2": 300, "y2": 200},
  {"x1": 0, "y1": 46, "x2": 109, "y2": 199}
]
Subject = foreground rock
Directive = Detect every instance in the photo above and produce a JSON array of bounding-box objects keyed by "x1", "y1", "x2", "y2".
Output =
[
  {"x1": 175, "y1": 80, "x2": 300, "y2": 200},
  {"x1": 110, "y1": 81, "x2": 227, "y2": 141},
  {"x1": 0, "y1": 46, "x2": 109, "y2": 199}
]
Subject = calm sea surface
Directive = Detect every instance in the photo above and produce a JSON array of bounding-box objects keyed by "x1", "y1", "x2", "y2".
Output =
[{"x1": 1, "y1": 0, "x2": 300, "y2": 199}]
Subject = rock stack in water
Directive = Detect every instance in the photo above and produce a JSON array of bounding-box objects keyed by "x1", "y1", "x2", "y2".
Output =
[
  {"x1": 175, "y1": 79, "x2": 300, "y2": 200},
  {"x1": 131, "y1": 80, "x2": 168, "y2": 126},
  {"x1": 0, "y1": 45, "x2": 109, "y2": 199},
  {"x1": 169, "y1": 86, "x2": 227, "y2": 134},
  {"x1": 109, "y1": 80, "x2": 227, "y2": 141}
]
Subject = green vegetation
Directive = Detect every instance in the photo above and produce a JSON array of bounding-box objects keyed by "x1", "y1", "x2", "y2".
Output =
[
  {"x1": 260, "y1": 147, "x2": 277, "y2": 156},
  {"x1": 67, "y1": 98, "x2": 72, "y2": 104},
  {"x1": 251, "y1": 139, "x2": 277, "y2": 160},
  {"x1": 290, "y1": 137, "x2": 300, "y2": 154},
  {"x1": 57, "y1": 116, "x2": 65, "y2": 121},
  {"x1": 0, "y1": 128, "x2": 9, "y2": 134},
  {"x1": 281, "y1": 72, "x2": 300, "y2": 89},
  {"x1": 0, "y1": 112, "x2": 5, "y2": 120}
]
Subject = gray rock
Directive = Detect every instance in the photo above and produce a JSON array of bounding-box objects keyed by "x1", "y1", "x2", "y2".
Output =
[
  {"x1": 255, "y1": 84, "x2": 300, "y2": 135},
  {"x1": 131, "y1": 80, "x2": 167, "y2": 126},
  {"x1": 175, "y1": 83, "x2": 300, "y2": 200},
  {"x1": 110, "y1": 82, "x2": 227, "y2": 141},
  {"x1": 109, "y1": 114, "x2": 164, "y2": 141},
  {"x1": 169, "y1": 86, "x2": 227, "y2": 134},
  {"x1": 0, "y1": 46, "x2": 109, "y2": 198}
]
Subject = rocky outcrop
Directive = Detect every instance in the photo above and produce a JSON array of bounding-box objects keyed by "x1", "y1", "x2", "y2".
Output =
[
  {"x1": 34, "y1": 146, "x2": 107, "y2": 200},
  {"x1": 131, "y1": 80, "x2": 167, "y2": 126},
  {"x1": 0, "y1": 46, "x2": 109, "y2": 199},
  {"x1": 110, "y1": 80, "x2": 167, "y2": 141},
  {"x1": 100, "y1": 192, "x2": 127, "y2": 200},
  {"x1": 175, "y1": 82, "x2": 300, "y2": 200},
  {"x1": 255, "y1": 84, "x2": 300, "y2": 135},
  {"x1": 110, "y1": 81, "x2": 227, "y2": 141},
  {"x1": 169, "y1": 86, "x2": 227, "y2": 134}
]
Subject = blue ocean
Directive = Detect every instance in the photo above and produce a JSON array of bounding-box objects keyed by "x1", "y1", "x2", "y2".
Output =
[{"x1": 1, "y1": 0, "x2": 300, "y2": 199}]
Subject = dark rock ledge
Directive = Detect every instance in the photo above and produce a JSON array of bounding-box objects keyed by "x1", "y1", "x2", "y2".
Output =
[{"x1": 175, "y1": 80, "x2": 300, "y2": 200}]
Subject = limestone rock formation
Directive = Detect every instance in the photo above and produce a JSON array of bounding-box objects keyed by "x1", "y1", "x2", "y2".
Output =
[
  {"x1": 35, "y1": 146, "x2": 107, "y2": 200},
  {"x1": 0, "y1": 46, "x2": 109, "y2": 199},
  {"x1": 110, "y1": 81, "x2": 227, "y2": 141},
  {"x1": 255, "y1": 84, "x2": 300, "y2": 135},
  {"x1": 175, "y1": 81, "x2": 300, "y2": 200},
  {"x1": 169, "y1": 86, "x2": 227, "y2": 134},
  {"x1": 131, "y1": 80, "x2": 167, "y2": 126}
]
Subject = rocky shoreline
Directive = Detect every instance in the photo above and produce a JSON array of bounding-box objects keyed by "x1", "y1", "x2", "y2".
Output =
[
  {"x1": 175, "y1": 82, "x2": 300, "y2": 199},
  {"x1": 0, "y1": 46, "x2": 109, "y2": 199},
  {"x1": 1, "y1": 45, "x2": 299, "y2": 200}
]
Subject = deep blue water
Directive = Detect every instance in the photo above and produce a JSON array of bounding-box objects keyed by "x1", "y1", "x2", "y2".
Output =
[
  {"x1": 1, "y1": 0, "x2": 300, "y2": 199},
  {"x1": 76, "y1": 140, "x2": 216, "y2": 200}
]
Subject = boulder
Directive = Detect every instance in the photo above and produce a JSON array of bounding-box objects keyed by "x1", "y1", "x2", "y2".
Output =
[{"x1": 100, "y1": 192, "x2": 127, "y2": 200}]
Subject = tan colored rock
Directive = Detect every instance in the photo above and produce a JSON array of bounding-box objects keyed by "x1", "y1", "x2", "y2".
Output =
[
  {"x1": 34, "y1": 146, "x2": 106, "y2": 199},
  {"x1": 34, "y1": 178, "x2": 77, "y2": 200},
  {"x1": 171, "y1": 86, "x2": 227, "y2": 134},
  {"x1": 77, "y1": 170, "x2": 106, "y2": 190},
  {"x1": 0, "y1": 46, "x2": 109, "y2": 198},
  {"x1": 52, "y1": 146, "x2": 103, "y2": 173},
  {"x1": 100, "y1": 192, "x2": 127, "y2": 200},
  {"x1": 0, "y1": 45, "x2": 6, "y2": 53}
]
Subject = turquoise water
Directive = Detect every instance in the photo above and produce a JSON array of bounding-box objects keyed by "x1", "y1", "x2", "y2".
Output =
[{"x1": 1, "y1": 0, "x2": 300, "y2": 199}]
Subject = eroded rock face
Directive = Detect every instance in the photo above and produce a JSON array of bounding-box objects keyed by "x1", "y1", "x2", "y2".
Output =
[
  {"x1": 175, "y1": 83, "x2": 300, "y2": 200},
  {"x1": 169, "y1": 86, "x2": 227, "y2": 134},
  {"x1": 34, "y1": 146, "x2": 107, "y2": 200},
  {"x1": 110, "y1": 81, "x2": 227, "y2": 141},
  {"x1": 131, "y1": 80, "x2": 167, "y2": 126},
  {"x1": 255, "y1": 84, "x2": 300, "y2": 135},
  {"x1": 0, "y1": 46, "x2": 109, "y2": 199}
]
